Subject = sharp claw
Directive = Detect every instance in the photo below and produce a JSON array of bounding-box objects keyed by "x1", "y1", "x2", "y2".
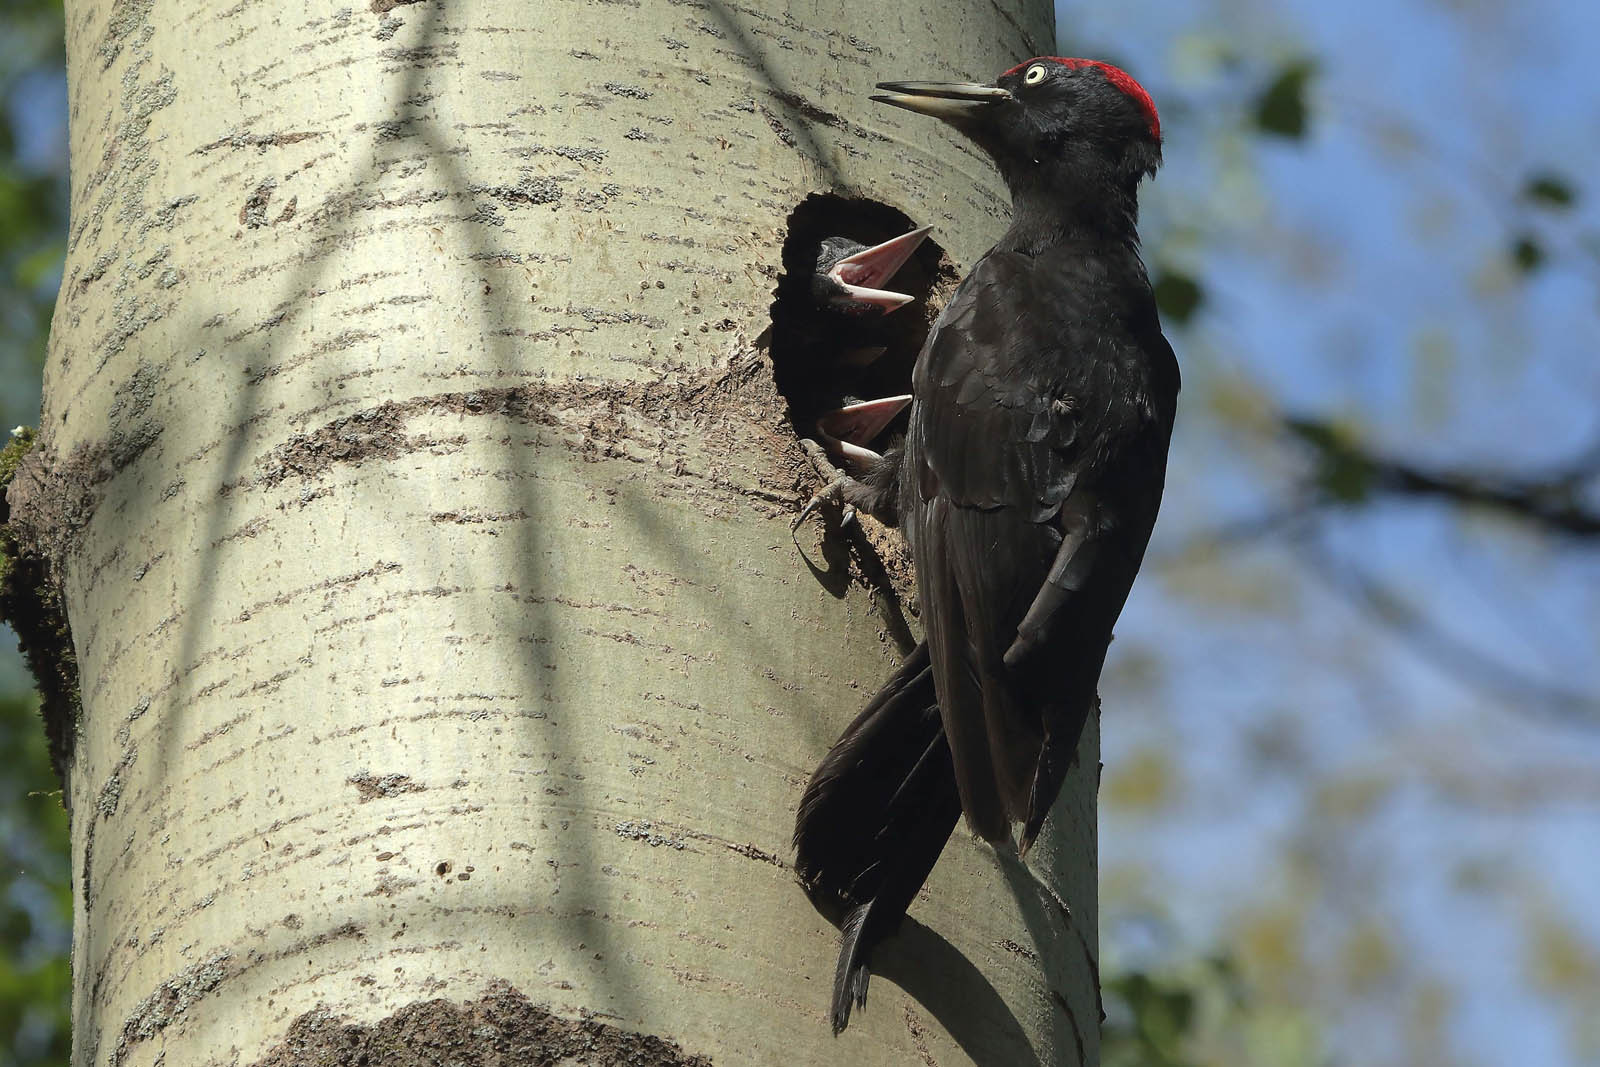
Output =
[
  {"x1": 792, "y1": 478, "x2": 857, "y2": 534},
  {"x1": 793, "y1": 488, "x2": 828, "y2": 531}
]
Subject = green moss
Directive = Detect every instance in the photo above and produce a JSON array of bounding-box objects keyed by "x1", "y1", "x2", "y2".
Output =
[
  {"x1": 0, "y1": 428, "x2": 37, "y2": 588},
  {"x1": 0, "y1": 426, "x2": 35, "y2": 486},
  {"x1": 0, "y1": 426, "x2": 79, "y2": 795}
]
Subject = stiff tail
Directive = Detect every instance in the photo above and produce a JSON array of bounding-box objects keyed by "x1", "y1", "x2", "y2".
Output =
[
  {"x1": 831, "y1": 903, "x2": 873, "y2": 1034},
  {"x1": 793, "y1": 642, "x2": 963, "y2": 1031}
]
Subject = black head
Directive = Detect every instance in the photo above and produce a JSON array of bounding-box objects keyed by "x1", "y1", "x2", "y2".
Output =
[
  {"x1": 996, "y1": 58, "x2": 1161, "y2": 176},
  {"x1": 875, "y1": 58, "x2": 1162, "y2": 233}
]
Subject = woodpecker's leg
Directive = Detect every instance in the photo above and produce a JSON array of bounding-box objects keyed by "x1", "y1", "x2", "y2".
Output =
[{"x1": 794, "y1": 442, "x2": 857, "y2": 531}]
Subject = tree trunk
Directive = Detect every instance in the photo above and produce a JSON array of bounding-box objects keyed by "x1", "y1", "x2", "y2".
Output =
[{"x1": 17, "y1": 0, "x2": 1099, "y2": 1062}]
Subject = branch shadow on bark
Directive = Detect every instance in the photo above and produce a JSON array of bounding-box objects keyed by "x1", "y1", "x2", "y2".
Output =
[
  {"x1": 142, "y1": 0, "x2": 648, "y2": 1032},
  {"x1": 399, "y1": 2, "x2": 644, "y2": 1025},
  {"x1": 997, "y1": 846, "x2": 1098, "y2": 1065},
  {"x1": 702, "y1": 1, "x2": 846, "y2": 190},
  {"x1": 875, "y1": 917, "x2": 1046, "y2": 1067}
]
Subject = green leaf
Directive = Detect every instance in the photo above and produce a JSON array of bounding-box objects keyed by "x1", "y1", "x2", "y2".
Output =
[
  {"x1": 1104, "y1": 970, "x2": 1201, "y2": 1066},
  {"x1": 13, "y1": 240, "x2": 63, "y2": 294},
  {"x1": 1510, "y1": 234, "x2": 1544, "y2": 274},
  {"x1": 1153, "y1": 270, "x2": 1204, "y2": 325},
  {"x1": 1254, "y1": 60, "x2": 1316, "y2": 139},
  {"x1": 1284, "y1": 417, "x2": 1376, "y2": 503},
  {"x1": 1522, "y1": 172, "x2": 1576, "y2": 209}
]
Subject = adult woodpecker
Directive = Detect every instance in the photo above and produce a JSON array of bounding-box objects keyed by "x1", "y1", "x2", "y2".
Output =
[{"x1": 793, "y1": 57, "x2": 1179, "y2": 1033}]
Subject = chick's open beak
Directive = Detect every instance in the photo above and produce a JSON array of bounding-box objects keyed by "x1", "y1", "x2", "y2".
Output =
[
  {"x1": 827, "y1": 226, "x2": 931, "y2": 311},
  {"x1": 816, "y1": 395, "x2": 912, "y2": 469}
]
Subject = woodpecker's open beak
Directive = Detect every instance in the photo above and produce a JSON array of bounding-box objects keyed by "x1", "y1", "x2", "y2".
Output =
[
  {"x1": 815, "y1": 395, "x2": 912, "y2": 469},
  {"x1": 872, "y1": 81, "x2": 1013, "y2": 124},
  {"x1": 826, "y1": 227, "x2": 931, "y2": 312}
]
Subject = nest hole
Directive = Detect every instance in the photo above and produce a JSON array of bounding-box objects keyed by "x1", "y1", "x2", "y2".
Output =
[{"x1": 767, "y1": 193, "x2": 957, "y2": 447}]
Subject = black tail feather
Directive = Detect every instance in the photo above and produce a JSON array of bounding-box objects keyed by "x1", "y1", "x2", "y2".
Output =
[
  {"x1": 794, "y1": 642, "x2": 964, "y2": 1031},
  {"x1": 831, "y1": 903, "x2": 873, "y2": 1034}
]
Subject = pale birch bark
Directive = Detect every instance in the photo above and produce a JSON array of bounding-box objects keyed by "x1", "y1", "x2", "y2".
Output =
[{"x1": 18, "y1": 0, "x2": 1100, "y2": 1062}]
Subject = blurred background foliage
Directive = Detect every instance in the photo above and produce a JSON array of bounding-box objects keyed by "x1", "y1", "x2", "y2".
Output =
[
  {"x1": 1082, "y1": 1, "x2": 1600, "y2": 1065},
  {"x1": 1, "y1": 0, "x2": 70, "y2": 1063},
  {"x1": 1, "y1": 0, "x2": 1595, "y2": 1063}
]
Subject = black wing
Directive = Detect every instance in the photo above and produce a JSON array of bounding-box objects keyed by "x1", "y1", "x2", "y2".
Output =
[{"x1": 903, "y1": 249, "x2": 1176, "y2": 846}]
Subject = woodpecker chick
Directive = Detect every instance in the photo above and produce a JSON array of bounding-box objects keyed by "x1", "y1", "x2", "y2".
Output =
[
  {"x1": 795, "y1": 56, "x2": 1179, "y2": 1032},
  {"x1": 815, "y1": 395, "x2": 912, "y2": 471},
  {"x1": 790, "y1": 228, "x2": 928, "y2": 529},
  {"x1": 811, "y1": 227, "x2": 932, "y2": 314},
  {"x1": 793, "y1": 395, "x2": 912, "y2": 531}
]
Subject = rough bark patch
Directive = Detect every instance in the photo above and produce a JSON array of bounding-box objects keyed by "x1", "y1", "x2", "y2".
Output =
[
  {"x1": 902, "y1": 1005, "x2": 938, "y2": 1067},
  {"x1": 347, "y1": 771, "x2": 426, "y2": 801},
  {"x1": 113, "y1": 922, "x2": 366, "y2": 1066},
  {"x1": 113, "y1": 951, "x2": 233, "y2": 1067},
  {"x1": 249, "y1": 351, "x2": 792, "y2": 497},
  {"x1": 997, "y1": 938, "x2": 1039, "y2": 962},
  {"x1": 5, "y1": 420, "x2": 162, "y2": 574},
  {"x1": 240, "y1": 177, "x2": 279, "y2": 228},
  {"x1": 247, "y1": 982, "x2": 713, "y2": 1066},
  {"x1": 98, "y1": 0, "x2": 155, "y2": 70},
  {"x1": 194, "y1": 130, "x2": 326, "y2": 155}
]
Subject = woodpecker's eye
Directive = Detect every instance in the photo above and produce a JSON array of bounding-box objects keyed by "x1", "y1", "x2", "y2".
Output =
[{"x1": 1023, "y1": 64, "x2": 1047, "y2": 86}]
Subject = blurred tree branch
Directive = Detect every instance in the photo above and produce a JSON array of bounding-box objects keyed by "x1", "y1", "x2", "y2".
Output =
[{"x1": 1285, "y1": 418, "x2": 1600, "y2": 538}]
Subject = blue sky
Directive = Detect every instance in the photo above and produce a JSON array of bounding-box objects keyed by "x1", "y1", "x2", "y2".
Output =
[{"x1": 1061, "y1": 0, "x2": 1600, "y2": 1062}]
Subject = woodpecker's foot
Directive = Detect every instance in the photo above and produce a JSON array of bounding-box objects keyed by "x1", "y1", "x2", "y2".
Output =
[
  {"x1": 796, "y1": 478, "x2": 855, "y2": 531},
  {"x1": 819, "y1": 227, "x2": 932, "y2": 313},
  {"x1": 794, "y1": 439, "x2": 859, "y2": 532}
]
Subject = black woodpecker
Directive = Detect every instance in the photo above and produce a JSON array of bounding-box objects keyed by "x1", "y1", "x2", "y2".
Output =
[{"x1": 793, "y1": 56, "x2": 1180, "y2": 1033}]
